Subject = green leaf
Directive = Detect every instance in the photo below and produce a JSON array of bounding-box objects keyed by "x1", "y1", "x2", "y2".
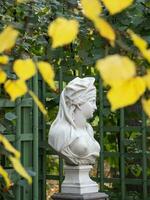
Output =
[
  {"x1": 5, "y1": 112, "x2": 17, "y2": 121},
  {"x1": 0, "y1": 123, "x2": 6, "y2": 132}
]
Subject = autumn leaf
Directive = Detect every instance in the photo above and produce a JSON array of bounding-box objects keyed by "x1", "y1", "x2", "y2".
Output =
[
  {"x1": 0, "y1": 166, "x2": 11, "y2": 188},
  {"x1": 101, "y1": 0, "x2": 134, "y2": 15},
  {"x1": 0, "y1": 55, "x2": 9, "y2": 64},
  {"x1": 0, "y1": 70, "x2": 7, "y2": 84},
  {"x1": 0, "y1": 134, "x2": 31, "y2": 185},
  {"x1": 0, "y1": 134, "x2": 20, "y2": 158},
  {"x1": 29, "y1": 90, "x2": 47, "y2": 115},
  {"x1": 128, "y1": 29, "x2": 150, "y2": 63},
  {"x1": 0, "y1": 26, "x2": 19, "y2": 53},
  {"x1": 17, "y1": 0, "x2": 28, "y2": 3},
  {"x1": 96, "y1": 54, "x2": 136, "y2": 87},
  {"x1": 9, "y1": 156, "x2": 32, "y2": 184},
  {"x1": 128, "y1": 29, "x2": 147, "y2": 51},
  {"x1": 94, "y1": 17, "x2": 116, "y2": 46},
  {"x1": 13, "y1": 59, "x2": 36, "y2": 80},
  {"x1": 48, "y1": 17, "x2": 79, "y2": 48},
  {"x1": 142, "y1": 49, "x2": 150, "y2": 63},
  {"x1": 80, "y1": 0, "x2": 102, "y2": 20},
  {"x1": 4, "y1": 79, "x2": 28, "y2": 101},
  {"x1": 37, "y1": 61, "x2": 55, "y2": 90},
  {"x1": 142, "y1": 98, "x2": 150, "y2": 117},
  {"x1": 107, "y1": 77, "x2": 146, "y2": 111},
  {"x1": 143, "y1": 70, "x2": 150, "y2": 90}
]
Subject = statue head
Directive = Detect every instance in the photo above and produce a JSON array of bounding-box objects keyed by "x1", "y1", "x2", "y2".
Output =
[{"x1": 54, "y1": 77, "x2": 97, "y2": 128}]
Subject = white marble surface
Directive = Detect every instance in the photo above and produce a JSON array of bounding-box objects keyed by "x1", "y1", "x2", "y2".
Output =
[
  {"x1": 61, "y1": 165, "x2": 99, "y2": 194},
  {"x1": 48, "y1": 77, "x2": 100, "y2": 165}
]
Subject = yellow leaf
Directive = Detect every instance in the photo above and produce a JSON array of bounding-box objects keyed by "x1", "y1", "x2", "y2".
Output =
[
  {"x1": 128, "y1": 29, "x2": 147, "y2": 51},
  {"x1": 8, "y1": 156, "x2": 32, "y2": 184},
  {"x1": 0, "y1": 134, "x2": 20, "y2": 158},
  {"x1": 4, "y1": 79, "x2": 28, "y2": 101},
  {"x1": 0, "y1": 166, "x2": 11, "y2": 188},
  {"x1": 0, "y1": 26, "x2": 19, "y2": 53},
  {"x1": 94, "y1": 17, "x2": 116, "y2": 46},
  {"x1": 107, "y1": 77, "x2": 146, "y2": 111},
  {"x1": 0, "y1": 70, "x2": 7, "y2": 84},
  {"x1": 128, "y1": 29, "x2": 150, "y2": 63},
  {"x1": 17, "y1": 0, "x2": 28, "y2": 3},
  {"x1": 143, "y1": 70, "x2": 150, "y2": 90},
  {"x1": 48, "y1": 17, "x2": 79, "y2": 48},
  {"x1": 13, "y1": 59, "x2": 36, "y2": 80},
  {"x1": 142, "y1": 98, "x2": 150, "y2": 117},
  {"x1": 80, "y1": 0, "x2": 102, "y2": 20},
  {"x1": 0, "y1": 55, "x2": 9, "y2": 64},
  {"x1": 37, "y1": 61, "x2": 56, "y2": 90},
  {"x1": 29, "y1": 90, "x2": 47, "y2": 115},
  {"x1": 101, "y1": 0, "x2": 134, "y2": 15},
  {"x1": 142, "y1": 49, "x2": 150, "y2": 63},
  {"x1": 96, "y1": 54, "x2": 136, "y2": 87}
]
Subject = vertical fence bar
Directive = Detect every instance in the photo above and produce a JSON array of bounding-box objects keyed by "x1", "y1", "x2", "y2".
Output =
[
  {"x1": 79, "y1": 65, "x2": 83, "y2": 78},
  {"x1": 15, "y1": 98, "x2": 21, "y2": 200},
  {"x1": 120, "y1": 109, "x2": 125, "y2": 200},
  {"x1": 41, "y1": 80, "x2": 46, "y2": 200},
  {"x1": 38, "y1": 78, "x2": 46, "y2": 200},
  {"x1": 21, "y1": 103, "x2": 32, "y2": 200},
  {"x1": 99, "y1": 77, "x2": 104, "y2": 191},
  {"x1": 59, "y1": 66, "x2": 63, "y2": 191},
  {"x1": 33, "y1": 74, "x2": 39, "y2": 200},
  {"x1": 142, "y1": 111, "x2": 147, "y2": 199}
]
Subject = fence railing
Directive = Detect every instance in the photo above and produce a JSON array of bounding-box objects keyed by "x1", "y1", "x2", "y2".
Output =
[{"x1": 1, "y1": 68, "x2": 150, "y2": 200}]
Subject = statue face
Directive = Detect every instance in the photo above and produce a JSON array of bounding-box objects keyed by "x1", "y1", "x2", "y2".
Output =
[{"x1": 79, "y1": 97, "x2": 97, "y2": 120}]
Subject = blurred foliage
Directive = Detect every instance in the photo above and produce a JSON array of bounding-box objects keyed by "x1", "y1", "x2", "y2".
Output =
[{"x1": 0, "y1": 0, "x2": 150, "y2": 199}]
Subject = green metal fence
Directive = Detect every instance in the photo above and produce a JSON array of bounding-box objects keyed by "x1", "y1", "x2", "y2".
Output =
[
  {"x1": 0, "y1": 75, "x2": 44, "y2": 200},
  {"x1": 1, "y1": 67, "x2": 150, "y2": 200},
  {"x1": 45, "y1": 67, "x2": 150, "y2": 200}
]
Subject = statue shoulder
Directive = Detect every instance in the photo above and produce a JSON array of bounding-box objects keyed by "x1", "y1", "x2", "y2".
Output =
[
  {"x1": 86, "y1": 123, "x2": 94, "y2": 136},
  {"x1": 49, "y1": 120, "x2": 76, "y2": 152},
  {"x1": 50, "y1": 121, "x2": 70, "y2": 135}
]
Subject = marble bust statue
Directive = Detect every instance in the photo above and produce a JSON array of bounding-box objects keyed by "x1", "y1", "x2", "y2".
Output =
[{"x1": 48, "y1": 77, "x2": 100, "y2": 165}]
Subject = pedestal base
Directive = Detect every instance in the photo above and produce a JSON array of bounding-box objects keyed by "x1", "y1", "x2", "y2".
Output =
[
  {"x1": 61, "y1": 165, "x2": 98, "y2": 194},
  {"x1": 51, "y1": 192, "x2": 109, "y2": 200},
  {"x1": 51, "y1": 165, "x2": 109, "y2": 200}
]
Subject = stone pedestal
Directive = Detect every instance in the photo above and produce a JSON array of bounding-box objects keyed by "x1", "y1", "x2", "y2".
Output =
[
  {"x1": 51, "y1": 192, "x2": 109, "y2": 200},
  {"x1": 61, "y1": 165, "x2": 98, "y2": 194},
  {"x1": 51, "y1": 165, "x2": 109, "y2": 200}
]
